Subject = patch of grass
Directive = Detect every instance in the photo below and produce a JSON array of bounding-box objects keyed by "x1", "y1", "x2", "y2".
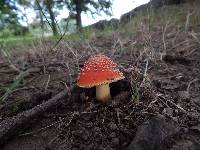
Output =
[
  {"x1": 66, "y1": 28, "x2": 96, "y2": 42},
  {"x1": 66, "y1": 26, "x2": 116, "y2": 42},
  {"x1": 190, "y1": 10, "x2": 200, "y2": 26},
  {"x1": 120, "y1": 3, "x2": 200, "y2": 33},
  {"x1": 0, "y1": 28, "x2": 97, "y2": 51},
  {"x1": 0, "y1": 36, "x2": 39, "y2": 50}
]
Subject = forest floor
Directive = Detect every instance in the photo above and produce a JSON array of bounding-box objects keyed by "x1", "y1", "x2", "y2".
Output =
[{"x1": 0, "y1": 24, "x2": 200, "y2": 149}]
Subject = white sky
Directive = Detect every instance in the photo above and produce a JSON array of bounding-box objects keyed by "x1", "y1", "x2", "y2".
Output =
[
  {"x1": 23, "y1": 0, "x2": 150, "y2": 26},
  {"x1": 81, "y1": 0, "x2": 150, "y2": 26}
]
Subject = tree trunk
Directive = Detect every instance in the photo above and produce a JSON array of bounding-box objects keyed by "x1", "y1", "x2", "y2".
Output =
[
  {"x1": 76, "y1": 11, "x2": 82, "y2": 32},
  {"x1": 39, "y1": 11, "x2": 45, "y2": 36},
  {"x1": 75, "y1": 0, "x2": 82, "y2": 32},
  {"x1": 46, "y1": 0, "x2": 58, "y2": 36}
]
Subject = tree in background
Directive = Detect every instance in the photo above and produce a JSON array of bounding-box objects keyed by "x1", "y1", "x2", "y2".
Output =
[
  {"x1": 60, "y1": 18, "x2": 76, "y2": 33},
  {"x1": 59, "y1": 0, "x2": 113, "y2": 31},
  {"x1": 42, "y1": 0, "x2": 59, "y2": 36},
  {"x1": 37, "y1": 0, "x2": 59, "y2": 36},
  {"x1": 0, "y1": 0, "x2": 30, "y2": 36},
  {"x1": 0, "y1": 0, "x2": 19, "y2": 30},
  {"x1": 19, "y1": 0, "x2": 59, "y2": 36},
  {"x1": 0, "y1": 0, "x2": 113, "y2": 36}
]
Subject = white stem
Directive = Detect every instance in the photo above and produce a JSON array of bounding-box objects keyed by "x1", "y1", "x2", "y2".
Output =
[{"x1": 96, "y1": 84, "x2": 111, "y2": 102}]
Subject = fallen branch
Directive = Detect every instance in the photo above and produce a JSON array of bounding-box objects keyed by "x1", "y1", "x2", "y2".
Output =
[{"x1": 0, "y1": 86, "x2": 74, "y2": 145}]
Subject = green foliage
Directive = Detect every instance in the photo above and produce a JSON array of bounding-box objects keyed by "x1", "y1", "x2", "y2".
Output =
[
  {"x1": 63, "y1": 0, "x2": 113, "y2": 16},
  {"x1": 0, "y1": 0, "x2": 113, "y2": 36},
  {"x1": 66, "y1": 27, "x2": 95, "y2": 41},
  {"x1": 0, "y1": 29, "x2": 13, "y2": 38},
  {"x1": 59, "y1": 18, "x2": 76, "y2": 33},
  {"x1": 57, "y1": 0, "x2": 113, "y2": 31},
  {"x1": 31, "y1": 0, "x2": 60, "y2": 36},
  {"x1": 190, "y1": 9, "x2": 200, "y2": 26},
  {"x1": 0, "y1": 0, "x2": 25, "y2": 31},
  {"x1": 0, "y1": 36, "x2": 38, "y2": 49}
]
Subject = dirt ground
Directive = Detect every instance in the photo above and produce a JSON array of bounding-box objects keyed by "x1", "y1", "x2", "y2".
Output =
[{"x1": 0, "y1": 26, "x2": 200, "y2": 149}]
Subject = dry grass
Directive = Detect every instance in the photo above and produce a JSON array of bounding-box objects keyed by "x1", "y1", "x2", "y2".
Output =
[{"x1": 1, "y1": 2, "x2": 200, "y2": 110}]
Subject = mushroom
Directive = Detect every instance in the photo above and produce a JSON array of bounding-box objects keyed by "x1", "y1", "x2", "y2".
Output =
[{"x1": 77, "y1": 54, "x2": 124, "y2": 102}]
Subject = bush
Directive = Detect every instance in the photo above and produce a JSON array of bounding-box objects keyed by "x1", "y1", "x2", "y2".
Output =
[{"x1": 0, "y1": 29, "x2": 13, "y2": 38}]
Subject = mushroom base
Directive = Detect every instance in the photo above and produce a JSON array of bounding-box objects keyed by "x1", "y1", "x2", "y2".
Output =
[{"x1": 96, "y1": 84, "x2": 111, "y2": 102}]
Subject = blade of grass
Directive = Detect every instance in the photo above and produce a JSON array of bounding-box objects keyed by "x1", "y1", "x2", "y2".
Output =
[{"x1": 0, "y1": 72, "x2": 25, "y2": 103}]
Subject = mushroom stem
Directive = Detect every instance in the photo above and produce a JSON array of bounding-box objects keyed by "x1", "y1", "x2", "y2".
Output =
[{"x1": 96, "y1": 84, "x2": 111, "y2": 102}]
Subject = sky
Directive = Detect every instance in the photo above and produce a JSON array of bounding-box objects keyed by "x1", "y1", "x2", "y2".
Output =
[
  {"x1": 81, "y1": 0, "x2": 150, "y2": 26},
  {"x1": 22, "y1": 0, "x2": 150, "y2": 26}
]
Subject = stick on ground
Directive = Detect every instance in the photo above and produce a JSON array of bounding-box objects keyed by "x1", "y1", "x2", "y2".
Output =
[{"x1": 0, "y1": 87, "x2": 73, "y2": 145}]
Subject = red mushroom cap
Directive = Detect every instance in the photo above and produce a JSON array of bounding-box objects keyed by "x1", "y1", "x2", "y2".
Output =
[{"x1": 77, "y1": 54, "x2": 124, "y2": 88}]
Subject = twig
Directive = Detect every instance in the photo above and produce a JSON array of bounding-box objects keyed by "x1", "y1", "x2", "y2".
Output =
[
  {"x1": 60, "y1": 81, "x2": 72, "y2": 96},
  {"x1": 189, "y1": 31, "x2": 200, "y2": 45},
  {"x1": 0, "y1": 86, "x2": 74, "y2": 145},
  {"x1": 19, "y1": 120, "x2": 62, "y2": 136},
  {"x1": 166, "y1": 99, "x2": 187, "y2": 114},
  {"x1": 9, "y1": 65, "x2": 20, "y2": 73},
  {"x1": 161, "y1": 20, "x2": 169, "y2": 61},
  {"x1": 12, "y1": 86, "x2": 36, "y2": 93},
  {"x1": 147, "y1": 99, "x2": 158, "y2": 108},
  {"x1": 46, "y1": 111, "x2": 79, "y2": 147},
  {"x1": 140, "y1": 59, "x2": 149, "y2": 87},
  {"x1": 172, "y1": 40, "x2": 189, "y2": 49},
  {"x1": 65, "y1": 63, "x2": 74, "y2": 87},
  {"x1": 45, "y1": 74, "x2": 51, "y2": 92},
  {"x1": 184, "y1": 48, "x2": 198, "y2": 57},
  {"x1": 185, "y1": 10, "x2": 195, "y2": 31},
  {"x1": 157, "y1": 94, "x2": 187, "y2": 114},
  {"x1": 186, "y1": 78, "x2": 199, "y2": 93}
]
